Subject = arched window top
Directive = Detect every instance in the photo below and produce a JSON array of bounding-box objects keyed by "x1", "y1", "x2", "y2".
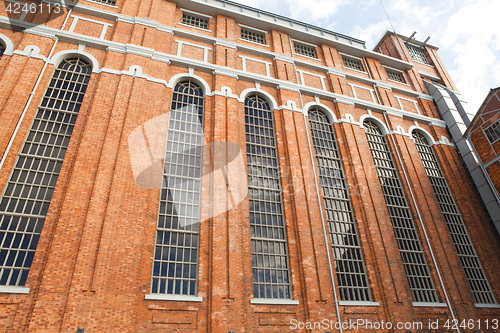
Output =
[
  {"x1": 308, "y1": 107, "x2": 329, "y2": 122},
  {"x1": 57, "y1": 57, "x2": 92, "y2": 73},
  {"x1": 245, "y1": 94, "x2": 271, "y2": 111},
  {"x1": 363, "y1": 119, "x2": 384, "y2": 136},
  {"x1": 174, "y1": 80, "x2": 204, "y2": 97},
  {"x1": 412, "y1": 130, "x2": 433, "y2": 146}
]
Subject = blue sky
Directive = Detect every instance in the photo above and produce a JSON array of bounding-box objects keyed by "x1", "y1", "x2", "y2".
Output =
[{"x1": 236, "y1": 0, "x2": 500, "y2": 113}]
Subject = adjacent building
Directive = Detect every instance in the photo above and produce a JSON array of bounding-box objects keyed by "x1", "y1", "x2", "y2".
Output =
[{"x1": 0, "y1": 0, "x2": 499, "y2": 331}]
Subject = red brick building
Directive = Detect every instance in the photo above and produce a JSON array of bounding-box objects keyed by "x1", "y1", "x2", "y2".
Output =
[
  {"x1": 0, "y1": 0, "x2": 499, "y2": 332},
  {"x1": 461, "y1": 88, "x2": 500, "y2": 232}
]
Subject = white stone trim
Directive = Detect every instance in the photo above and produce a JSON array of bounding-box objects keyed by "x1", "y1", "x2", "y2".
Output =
[
  {"x1": 303, "y1": 102, "x2": 337, "y2": 123},
  {"x1": 348, "y1": 83, "x2": 377, "y2": 104},
  {"x1": 69, "y1": 15, "x2": 113, "y2": 39},
  {"x1": 412, "y1": 302, "x2": 448, "y2": 307},
  {"x1": 0, "y1": 32, "x2": 14, "y2": 56},
  {"x1": 297, "y1": 70, "x2": 327, "y2": 91},
  {"x1": 239, "y1": 55, "x2": 272, "y2": 77},
  {"x1": 49, "y1": 49, "x2": 100, "y2": 73},
  {"x1": 250, "y1": 298, "x2": 299, "y2": 305},
  {"x1": 176, "y1": 40, "x2": 211, "y2": 63},
  {"x1": 0, "y1": 286, "x2": 30, "y2": 294},
  {"x1": 339, "y1": 301, "x2": 380, "y2": 306},
  {"x1": 395, "y1": 95, "x2": 420, "y2": 114},
  {"x1": 145, "y1": 294, "x2": 203, "y2": 302},
  {"x1": 180, "y1": 8, "x2": 213, "y2": 19},
  {"x1": 239, "y1": 88, "x2": 279, "y2": 110}
]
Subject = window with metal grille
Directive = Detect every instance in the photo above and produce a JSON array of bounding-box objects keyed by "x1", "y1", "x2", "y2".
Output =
[
  {"x1": 0, "y1": 58, "x2": 92, "y2": 288},
  {"x1": 88, "y1": 0, "x2": 116, "y2": 5},
  {"x1": 407, "y1": 44, "x2": 429, "y2": 64},
  {"x1": 484, "y1": 120, "x2": 500, "y2": 144},
  {"x1": 241, "y1": 27, "x2": 266, "y2": 45},
  {"x1": 245, "y1": 95, "x2": 292, "y2": 299},
  {"x1": 0, "y1": 42, "x2": 5, "y2": 58},
  {"x1": 309, "y1": 108, "x2": 372, "y2": 302},
  {"x1": 363, "y1": 120, "x2": 438, "y2": 303},
  {"x1": 413, "y1": 131, "x2": 496, "y2": 304},
  {"x1": 181, "y1": 12, "x2": 209, "y2": 30},
  {"x1": 386, "y1": 68, "x2": 405, "y2": 83},
  {"x1": 293, "y1": 42, "x2": 317, "y2": 59},
  {"x1": 342, "y1": 55, "x2": 364, "y2": 72},
  {"x1": 150, "y1": 80, "x2": 204, "y2": 297}
]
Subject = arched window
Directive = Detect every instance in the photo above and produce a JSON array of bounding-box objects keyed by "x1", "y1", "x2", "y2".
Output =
[
  {"x1": 245, "y1": 95, "x2": 292, "y2": 299},
  {"x1": 413, "y1": 131, "x2": 496, "y2": 304},
  {"x1": 0, "y1": 41, "x2": 6, "y2": 58},
  {"x1": 150, "y1": 80, "x2": 204, "y2": 297},
  {"x1": 0, "y1": 58, "x2": 92, "y2": 288},
  {"x1": 363, "y1": 120, "x2": 438, "y2": 303},
  {"x1": 308, "y1": 108, "x2": 371, "y2": 301}
]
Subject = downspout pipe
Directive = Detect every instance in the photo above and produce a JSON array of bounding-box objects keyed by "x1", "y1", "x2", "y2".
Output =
[
  {"x1": 0, "y1": 7, "x2": 74, "y2": 171},
  {"x1": 286, "y1": 35, "x2": 343, "y2": 332},
  {"x1": 382, "y1": 112, "x2": 459, "y2": 332}
]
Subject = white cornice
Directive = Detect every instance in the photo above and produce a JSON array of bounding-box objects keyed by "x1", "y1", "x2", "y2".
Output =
[{"x1": 0, "y1": 16, "x2": 444, "y2": 129}]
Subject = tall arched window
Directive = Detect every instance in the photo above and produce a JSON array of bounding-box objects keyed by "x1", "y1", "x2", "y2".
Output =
[
  {"x1": 308, "y1": 108, "x2": 371, "y2": 301},
  {"x1": 413, "y1": 131, "x2": 496, "y2": 304},
  {"x1": 0, "y1": 58, "x2": 92, "y2": 288},
  {"x1": 245, "y1": 95, "x2": 292, "y2": 300},
  {"x1": 150, "y1": 80, "x2": 204, "y2": 297},
  {"x1": 363, "y1": 120, "x2": 438, "y2": 303}
]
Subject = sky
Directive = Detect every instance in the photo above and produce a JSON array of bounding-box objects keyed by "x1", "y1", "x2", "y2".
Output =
[{"x1": 235, "y1": 0, "x2": 500, "y2": 113}]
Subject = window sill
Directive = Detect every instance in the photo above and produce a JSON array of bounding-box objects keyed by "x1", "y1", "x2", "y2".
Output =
[
  {"x1": 0, "y1": 286, "x2": 30, "y2": 294},
  {"x1": 178, "y1": 23, "x2": 211, "y2": 33},
  {"x1": 412, "y1": 302, "x2": 447, "y2": 307},
  {"x1": 250, "y1": 298, "x2": 299, "y2": 305},
  {"x1": 342, "y1": 66, "x2": 367, "y2": 74},
  {"x1": 238, "y1": 38, "x2": 269, "y2": 48},
  {"x1": 339, "y1": 301, "x2": 380, "y2": 306},
  {"x1": 475, "y1": 303, "x2": 500, "y2": 308},
  {"x1": 145, "y1": 294, "x2": 203, "y2": 302}
]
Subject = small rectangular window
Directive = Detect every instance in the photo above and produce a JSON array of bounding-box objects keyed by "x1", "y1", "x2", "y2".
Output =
[
  {"x1": 484, "y1": 120, "x2": 500, "y2": 144},
  {"x1": 181, "y1": 12, "x2": 209, "y2": 30},
  {"x1": 293, "y1": 41, "x2": 317, "y2": 59},
  {"x1": 407, "y1": 44, "x2": 429, "y2": 64},
  {"x1": 88, "y1": 0, "x2": 116, "y2": 5},
  {"x1": 385, "y1": 68, "x2": 405, "y2": 83},
  {"x1": 241, "y1": 27, "x2": 266, "y2": 45},
  {"x1": 342, "y1": 55, "x2": 364, "y2": 72}
]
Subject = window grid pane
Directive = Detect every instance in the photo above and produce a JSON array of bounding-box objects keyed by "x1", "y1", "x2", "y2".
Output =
[
  {"x1": 309, "y1": 109, "x2": 372, "y2": 302},
  {"x1": 407, "y1": 44, "x2": 429, "y2": 64},
  {"x1": 241, "y1": 28, "x2": 266, "y2": 45},
  {"x1": 245, "y1": 95, "x2": 292, "y2": 299},
  {"x1": 386, "y1": 68, "x2": 405, "y2": 83},
  {"x1": 342, "y1": 56, "x2": 364, "y2": 72},
  {"x1": 484, "y1": 120, "x2": 500, "y2": 144},
  {"x1": 88, "y1": 0, "x2": 116, "y2": 5},
  {"x1": 150, "y1": 81, "x2": 204, "y2": 297},
  {"x1": 181, "y1": 13, "x2": 209, "y2": 30},
  {"x1": 0, "y1": 43, "x2": 5, "y2": 58},
  {"x1": 294, "y1": 42, "x2": 317, "y2": 59},
  {"x1": 364, "y1": 121, "x2": 438, "y2": 303},
  {"x1": 413, "y1": 132, "x2": 496, "y2": 304},
  {"x1": 0, "y1": 58, "x2": 92, "y2": 287}
]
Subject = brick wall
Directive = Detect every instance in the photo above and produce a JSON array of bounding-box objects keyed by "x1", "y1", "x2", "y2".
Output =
[{"x1": 0, "y1": 1, "x2": 498, "y2": 332}]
